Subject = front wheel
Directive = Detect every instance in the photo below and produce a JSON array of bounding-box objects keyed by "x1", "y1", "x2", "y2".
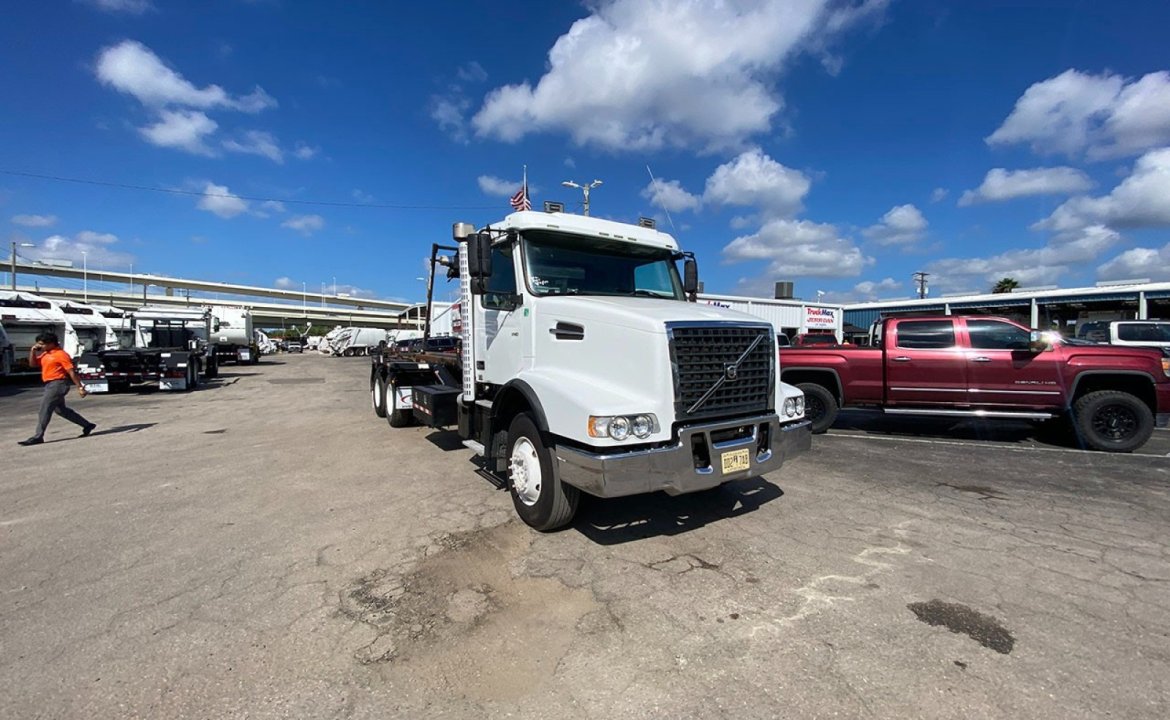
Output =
[
  {"x1": 506, "y1": 414, "x2": 579, "y2": 531},
  {"x1": 1072, "y1": 390, "x2": 1154, "y2": 452},
  {"x1": 797, "y1": 382, "x2": 839, "y2": 434}
]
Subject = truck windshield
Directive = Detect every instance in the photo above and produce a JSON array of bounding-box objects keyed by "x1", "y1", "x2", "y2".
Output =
[{"x1": 522, "y1": 230, "x2": 684, "y2": 299}]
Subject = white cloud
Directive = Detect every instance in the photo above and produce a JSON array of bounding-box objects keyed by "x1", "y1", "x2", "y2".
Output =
[
  {"x1": 81, "y1": 0, "x2": 152, "y2": 13},
  {"x1": 282, "y1": 214, "x2": 325, "y2": 235},
  {"x1": 431, "y1": 94, "x2": 472, "y2": 143},
  {"x1": 477, "y1": 175, "x2": 522, "y2": 197},
  {"x1": 11, "y1": 214, "x2": 57, "y2": 227},
  {"x1": 457, "y1": 61, "x2": 488, "y2": 83},
  {"x1": 703, "y1": 148, "x2": 811, "y2": 218},
  {"x1": 927, "y1": 225, "x2": 1121, "y2": 290},
  {"x1": 853, "y1": 277, "x2": 901, "y2": 297},
  {"x1": 1035, "y1": 147, "x2": 1170, "y2": 233},
  {"x1": 930, "y1": 187, "x2": 948, "y2": 203},
  {"x1": 222, "y1": 130, "x2": 283, "y2": 163},
  {"x1": 252, "y1": 200, "x2": 286, "y2": 218},
  {"x1": 642, "y1": 178, "x2": 701, "y2": 213},
  {"x1": 95, "y1": 40, "x2": 276, "y2": 112},
  {"x1": 274, "y1": 276, "x2": 296, "y2": 290},
  {"x1": 471, "y1": 0, "x2": 889, "y2": 152},
  {"x1": 958, "y1": 167, "x2": 1092, "y2": 206},
  {"x1": 1097, "y1": 244, "x2": 1170, "y2": 282},
  {"x1": 138, "y1": 109, "x2": 218, "y2": 154},
  {"x1": 196, "y1": 182, "x2": 248, "y2": 219},
  {"x1": 722, "y1": 218, "x2": 869, "y2": 277},
  {"x1": 28, "y1": 230, "x2": 135, "y2": 269},
  {"x1": 862, "y1": 204, "x2": 927, "y2": 246},
  {"x1": 293, "y1": 142, "x2": 319, "y2": 160},
  {"x1": 351, "y1": 189, "x2": 375, "y2": 204},
  {"x1": 987, "y1": 69, "x2": 1170, "y2": 159}
]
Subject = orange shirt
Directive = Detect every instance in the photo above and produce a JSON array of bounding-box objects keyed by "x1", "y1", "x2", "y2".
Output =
[{"x1": 38, "y1": 348, "x2": 73, "y2": 382}]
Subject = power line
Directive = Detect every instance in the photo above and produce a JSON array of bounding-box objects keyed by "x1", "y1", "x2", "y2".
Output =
[{"x1": 0, "y1": 168, "x2": 503, "y2": 211}]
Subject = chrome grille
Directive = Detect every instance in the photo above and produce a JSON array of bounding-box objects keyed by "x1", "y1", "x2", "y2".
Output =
[{"x1": 669, "y1": 324, "x2": 773, "y2": 421}]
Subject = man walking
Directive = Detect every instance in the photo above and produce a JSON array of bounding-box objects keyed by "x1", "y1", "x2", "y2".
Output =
[{"x1": 18, "y1": 332, "x2": 96, "y2": 446}]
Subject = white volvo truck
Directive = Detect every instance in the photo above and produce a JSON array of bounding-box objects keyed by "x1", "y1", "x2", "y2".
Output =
[{"x1": 371, "y1": 209, "x2": 811, "y2": 531}]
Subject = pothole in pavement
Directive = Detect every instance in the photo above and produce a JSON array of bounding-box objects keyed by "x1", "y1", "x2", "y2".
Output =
[
  {"x1": 908, "y1": 599, "x2": 1015, "y2": 655},
  {"x1": 339, "y1": 522, "x2": 598, "y2": 703}
]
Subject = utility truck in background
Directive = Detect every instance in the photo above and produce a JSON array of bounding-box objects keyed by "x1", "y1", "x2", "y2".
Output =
[
  {"x1": 0, "y1": 291, "x2": 71, "y2": 373},
  {"x1": 369, "y1": 209, "x2": 811, "y2": 531},
  {"x1": 209, "y1": 306, "x2": 260, "y2": 365},
  {"x1": 76, "y1": 306, "x2": 219, "y2": 392},
  {"x1": 0, "y1": 322, "x2": 13, "y2": 376}
]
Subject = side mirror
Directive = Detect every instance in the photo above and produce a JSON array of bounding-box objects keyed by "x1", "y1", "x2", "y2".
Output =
[
  {"x1": 1028, "y1": 330, "x2": 1053, "y2": 353},
  {"x1": 465, "y1": 232, "x2": 493, "y2": 291},
  {"x1": 683, "y1": 257, "x2": 698, "y2": 296}
]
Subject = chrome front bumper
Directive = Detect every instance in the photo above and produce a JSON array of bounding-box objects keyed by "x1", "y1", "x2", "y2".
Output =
[{"x1": 555, "y1": 414, "x2": 812, "y2": 498}]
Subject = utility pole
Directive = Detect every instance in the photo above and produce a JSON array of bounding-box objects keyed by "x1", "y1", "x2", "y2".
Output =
[
  {"x1": 82, "y1": 250, "x2": 88, "y2": 302},
  {"x1": 913, "y1": 271, "x2": 930, "y2": 299},
  {"x1": 561, "y1": 179, "x2": 603, "y2": 216},
  {"x1": 10, "y1": 241, "x2": 34, "y2": 290}
]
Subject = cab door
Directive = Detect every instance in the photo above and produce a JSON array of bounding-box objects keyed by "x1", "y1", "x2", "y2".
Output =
[
  {"x1": 477, "y1": 242, "x2": 528, "y2": 385},
  {"x1": 961, "y1": 318, "x2": 1063, "y2": 409},
  {"x1": 885, "y1": 319, "x2": 968, "y2": 406}
]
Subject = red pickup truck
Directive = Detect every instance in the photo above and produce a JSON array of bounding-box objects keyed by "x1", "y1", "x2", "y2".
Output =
[{"x1": 779, "y1": 315, "x2": 1170, "y2": 452}]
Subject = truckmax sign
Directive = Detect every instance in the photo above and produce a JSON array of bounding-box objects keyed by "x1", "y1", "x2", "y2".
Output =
[{"x1": 804, "y1": 306, "x2": 837, "y2": 329}]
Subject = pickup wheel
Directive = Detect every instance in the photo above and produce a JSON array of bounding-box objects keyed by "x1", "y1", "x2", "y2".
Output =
[
  {"x1": 797, "y1": 383, "x2": 839, "y2": 434},
  {"x1": 371, "y1": 373, "x2": 387, "y2": 418},
  {"x1": 507, "y1": 413, "x2": 579, "y2": 532},
  {"x1": 386, "y1": 381, "x2": 413, "y2": 428},
  {"x1": 1072, "y1": 390, "x2": 1154, "y2": 453}
]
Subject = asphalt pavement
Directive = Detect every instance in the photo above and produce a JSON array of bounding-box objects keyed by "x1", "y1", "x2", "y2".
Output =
[{"x1": 2, "y1": 356, "x2": 1168, "y2": 718}]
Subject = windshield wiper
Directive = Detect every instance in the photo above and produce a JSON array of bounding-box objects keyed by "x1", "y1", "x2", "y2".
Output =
[{"x1": 630, "y1": 289, "x2": 673, "y2": 298}]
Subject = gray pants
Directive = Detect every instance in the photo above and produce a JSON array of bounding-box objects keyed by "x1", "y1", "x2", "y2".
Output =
[{"x1": 33, "y1": 380, "x2": 90, "y2": 441}]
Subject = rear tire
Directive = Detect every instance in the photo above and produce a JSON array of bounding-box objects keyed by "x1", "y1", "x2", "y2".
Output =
[
  {"x1": 386, "y1": 381, "x2": 413, "y2": 428},
  {"x1": 1072, "y1": 390, "x2": 1153, "y2": 453},
  {"x1": 506, "y1": 413, "x2": 579, "y2": 531},
  {"x1": 797, "y1": 382, "x2": 839, "y2": 434},
  {"x1": 371, "y1": 373, "x2": 387, "y2": 418}
]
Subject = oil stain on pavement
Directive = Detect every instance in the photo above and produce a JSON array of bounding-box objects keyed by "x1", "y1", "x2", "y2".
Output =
[{"x1": 908, "y1": 599, "x2": 1015, "y2": 654}]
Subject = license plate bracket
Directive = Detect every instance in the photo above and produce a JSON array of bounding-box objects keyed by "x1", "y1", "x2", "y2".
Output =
[{"x1": 720, "y1": 448, "x2": 750, "y2": 474}]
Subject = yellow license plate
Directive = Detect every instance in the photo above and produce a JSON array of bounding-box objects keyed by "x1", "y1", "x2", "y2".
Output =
[{"x1": 720, "y1": 448, "x2": 750, "y2": 474}]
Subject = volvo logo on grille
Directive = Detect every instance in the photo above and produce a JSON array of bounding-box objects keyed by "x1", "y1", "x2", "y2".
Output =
[{"x1": 724, "y1": 363, "x2": 738, "y2": 381}]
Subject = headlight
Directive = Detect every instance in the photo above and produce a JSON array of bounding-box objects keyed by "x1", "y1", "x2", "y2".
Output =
[
  {"x1": 588, "y1": 413, "x2": 659, "y2": 440},
  {"x1": 609, "y1": 416, "x2": 631, "y2": 441},
  {"x1": 783, "y1": 398, "x2": 797, "y2": 417},
  {"x1": 795, "y1": 396, "x2": 805, "y2": 415}
]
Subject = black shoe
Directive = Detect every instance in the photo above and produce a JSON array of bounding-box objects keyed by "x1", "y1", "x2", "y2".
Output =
[
  {"x1": 18, "y1": 437, "x2": 43, "y2": 446},
  {"x1": 81, "y1": 423, "x2": 97, "y2": 437}
]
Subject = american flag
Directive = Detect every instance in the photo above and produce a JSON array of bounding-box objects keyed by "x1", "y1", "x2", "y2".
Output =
[{"x1": 510, "y1": 184, "x2": 530, "y2": 212}]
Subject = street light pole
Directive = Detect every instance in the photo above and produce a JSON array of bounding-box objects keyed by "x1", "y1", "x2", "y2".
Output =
[
  {"x1": 10, "y1": 241, "x2": 35, "y2": 291},
  {"x1": 561, "y1": 179, "x2": 603, "y2": 216},
  {"x1": 82, "y1": 250, "x2": 88, "y2": 302}
]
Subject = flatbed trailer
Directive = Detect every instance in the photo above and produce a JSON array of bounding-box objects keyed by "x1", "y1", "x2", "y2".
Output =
[{"x1": 75, "y1": 307, "x2": 219, "y2": 393}]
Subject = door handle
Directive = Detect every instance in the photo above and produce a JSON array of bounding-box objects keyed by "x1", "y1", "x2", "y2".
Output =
[
  {"x1": 972, "y1": 356, "x2": 992, "y2": 363},
  {"x1": 892, "y1": 356, "x2": 911, "y2": 362}
]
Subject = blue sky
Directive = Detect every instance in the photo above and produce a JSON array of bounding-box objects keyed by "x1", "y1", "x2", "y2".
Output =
[{"x1": 3, "y1": 0, "x2": 1170, "y2": 304}]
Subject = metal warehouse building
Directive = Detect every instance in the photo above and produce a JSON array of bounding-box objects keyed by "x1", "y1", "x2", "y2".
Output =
[
  {"x1": 698, "y1": 292, "x2": 844, "y2": 341},
  {"x1": 843, "y1": 280, "x2": 1170, "y2": 338}
]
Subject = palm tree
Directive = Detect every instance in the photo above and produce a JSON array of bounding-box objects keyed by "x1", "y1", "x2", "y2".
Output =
[{"x1": 991, "y1": 277, "x2": 1019, "y2": 294}]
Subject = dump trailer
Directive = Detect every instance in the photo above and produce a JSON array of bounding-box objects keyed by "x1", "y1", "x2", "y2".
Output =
[
  {"x1": 209, "y1": 306, "x2": 260, "y2": 364},
  {"x1": 75, "y1": 306, "x2": 219, "y2": 392},
  {"x1": 370, "y1": 209, "x2": 811, "y2": 531}
]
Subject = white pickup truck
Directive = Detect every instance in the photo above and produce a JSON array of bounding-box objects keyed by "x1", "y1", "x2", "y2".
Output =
[{"x1": 370, "y1": 208, "x2": 811, "y2": 530}]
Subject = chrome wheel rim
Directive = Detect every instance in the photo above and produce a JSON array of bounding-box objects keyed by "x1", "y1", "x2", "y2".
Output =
[{"x1": 509, "y1": 438, "x2": 542, "y2": 506}]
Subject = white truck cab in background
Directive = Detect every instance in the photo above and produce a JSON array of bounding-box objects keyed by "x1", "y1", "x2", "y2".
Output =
[{"x1": 373, "y1": 209, "x2": 811, "y2": 530}]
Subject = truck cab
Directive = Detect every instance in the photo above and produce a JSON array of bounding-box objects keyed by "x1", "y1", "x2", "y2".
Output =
[{"x1": 373, "y1": 209, "x2": 811, "y2": 530}]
